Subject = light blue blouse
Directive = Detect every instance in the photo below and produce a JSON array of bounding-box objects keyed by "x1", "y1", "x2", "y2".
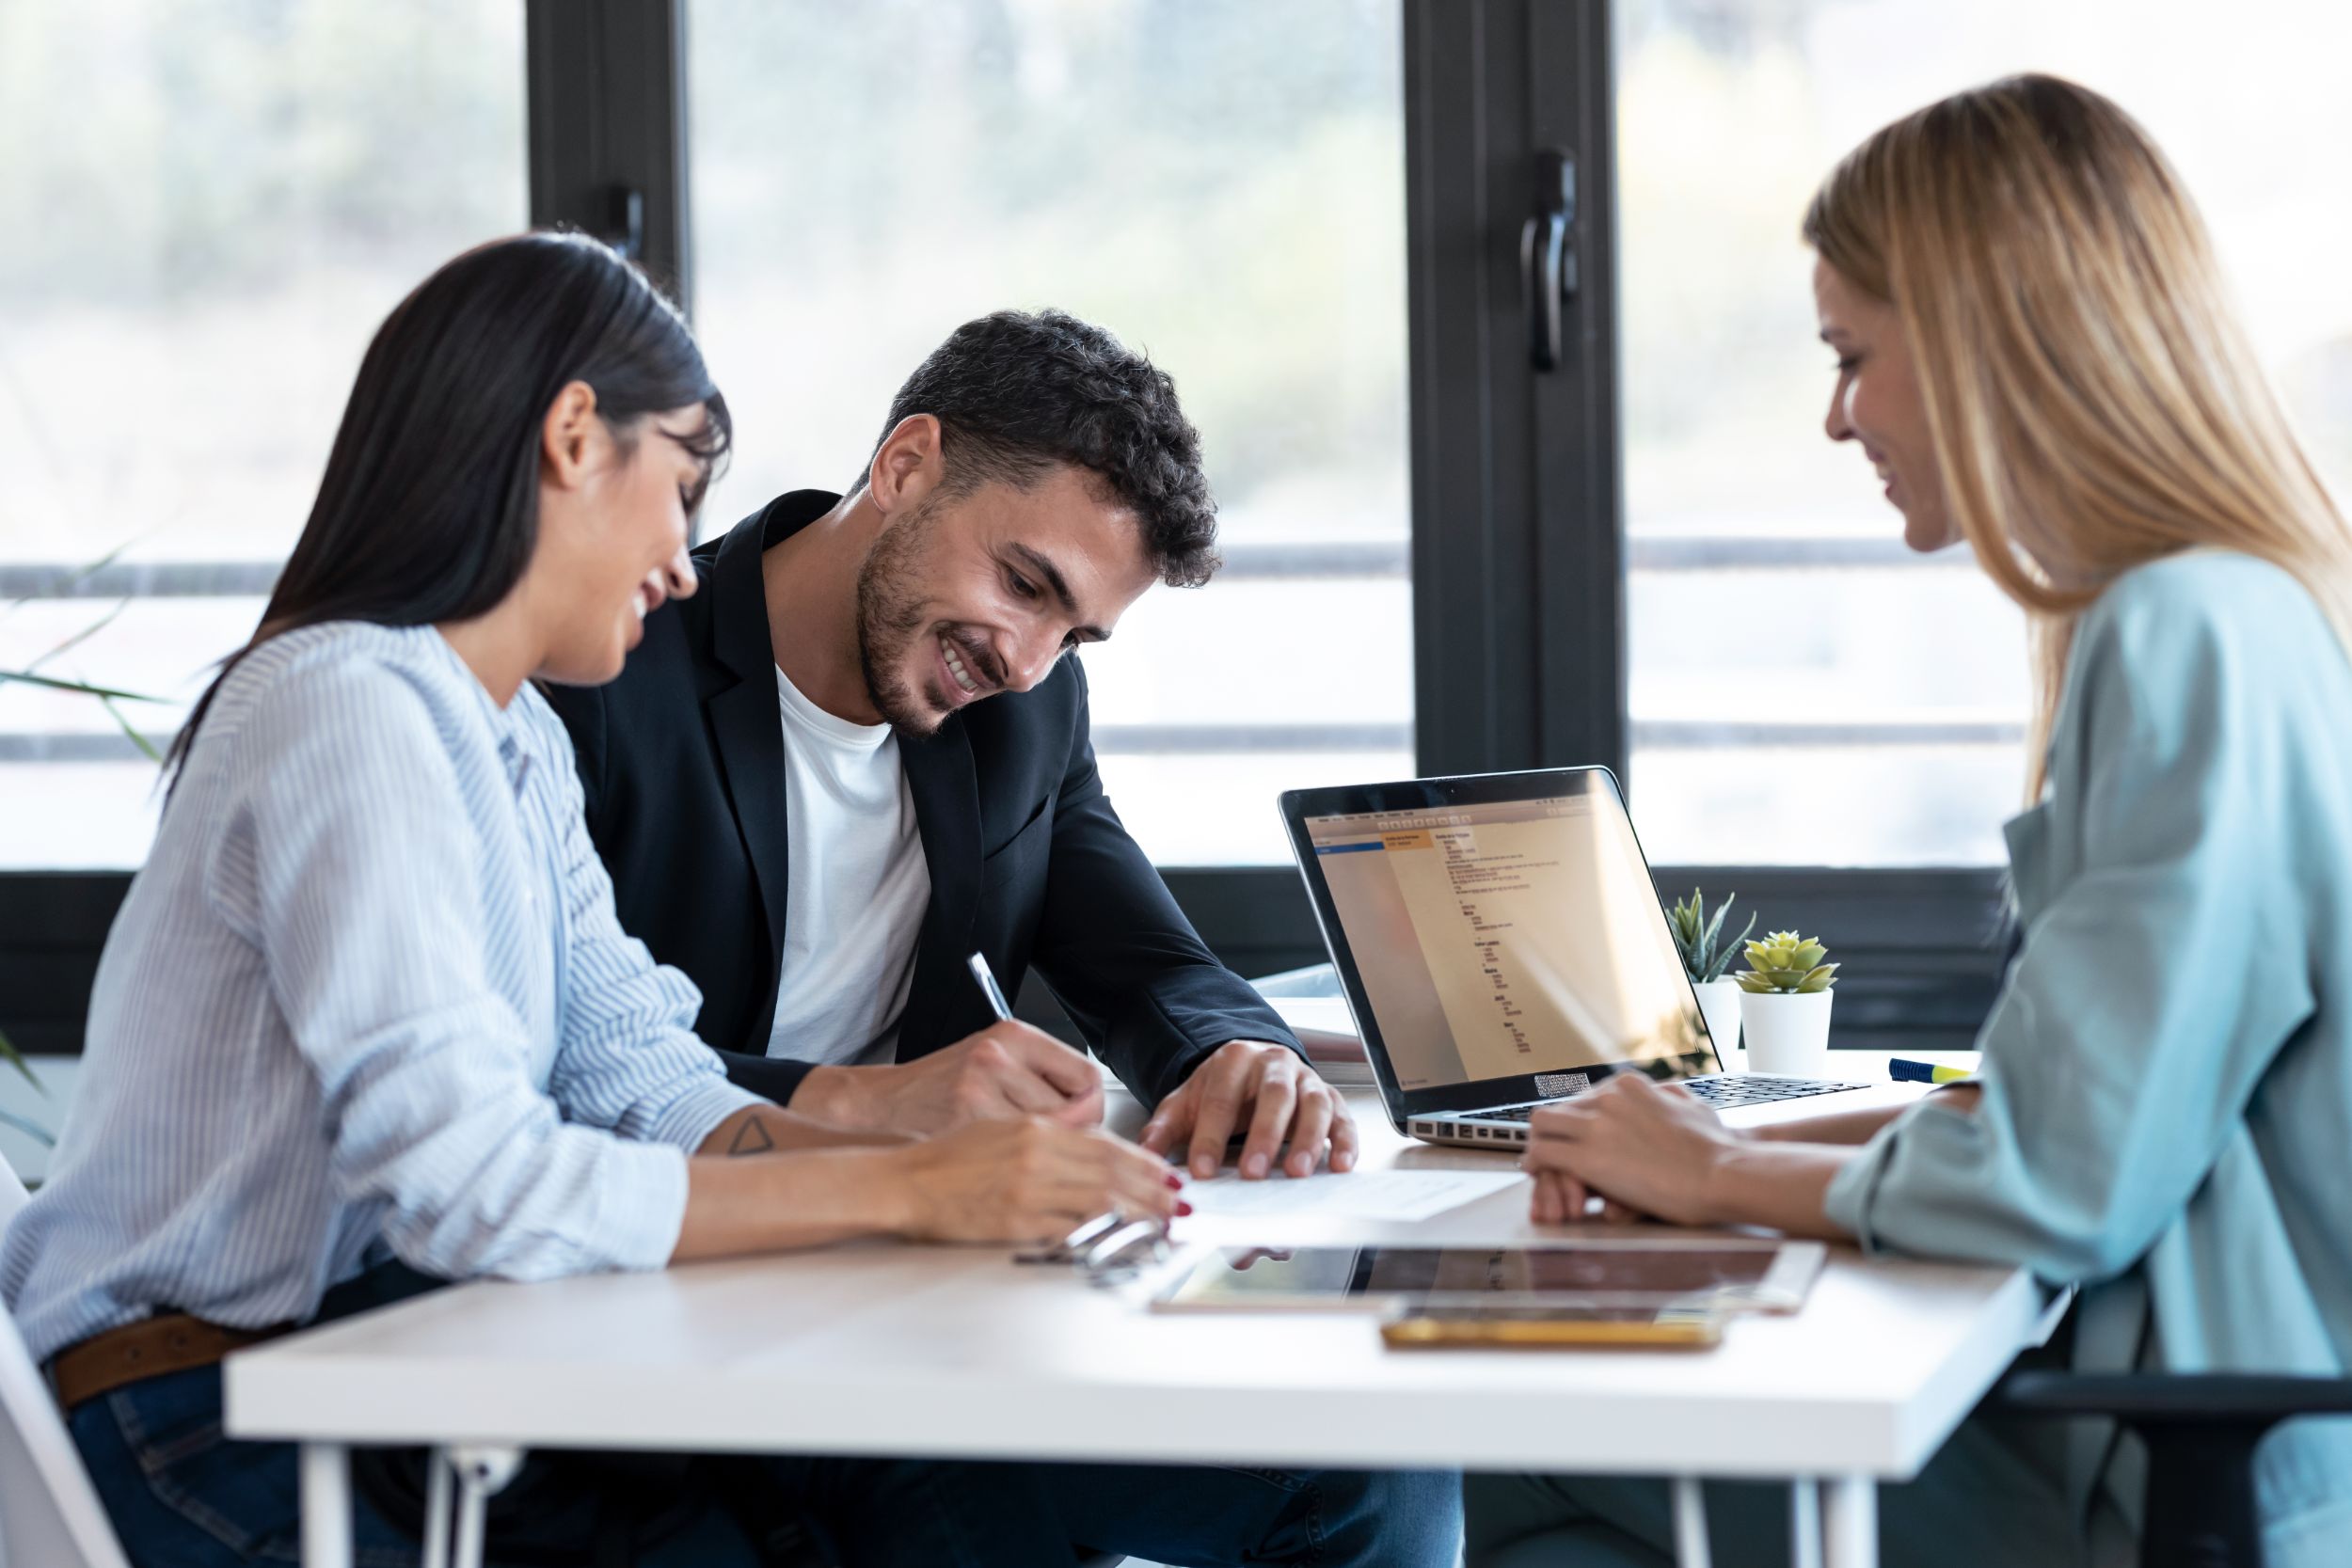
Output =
[
  {"x1": 1825, "y1": 551, "x2": 2352, "y2": 1565},
  {"x1": 3, "y1": 623, "x2": 762, "y2": 1365}
]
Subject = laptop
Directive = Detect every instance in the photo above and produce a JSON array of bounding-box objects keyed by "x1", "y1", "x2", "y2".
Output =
[{"x1": 1278, "y1": 768, "x2": 1917, "y2": 1148}]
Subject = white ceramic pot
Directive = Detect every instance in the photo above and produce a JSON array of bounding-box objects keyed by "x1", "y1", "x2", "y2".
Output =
[
  {"x1": 1739, "y1": 989, "x2": 1836, "y2": 1079},
  {"x1": 1692, "y1": 977, "x2": 1744, "y2": 1065}
]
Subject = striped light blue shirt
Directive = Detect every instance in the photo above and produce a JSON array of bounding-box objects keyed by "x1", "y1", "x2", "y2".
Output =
[{"x1": 2, "y1": 622, "x2": 762, "y2": 1365}]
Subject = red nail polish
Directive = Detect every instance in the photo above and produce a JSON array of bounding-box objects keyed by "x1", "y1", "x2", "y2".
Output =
[
  {"x1": 1175, "y1": 1201, "x2": 1194, "y2": 1216},
  {"x1": 1165, "y1": 1173, "x2": 1184, "y2": 1190}
]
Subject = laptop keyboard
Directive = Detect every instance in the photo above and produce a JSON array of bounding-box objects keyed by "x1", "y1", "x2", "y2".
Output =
[
  {"x1": 1478, "y1": 1074, "x2": 1863, "y2": 1119},
  {"x1": 1681, "y1": 1074, "x2": 1865, "y2": 1107}
]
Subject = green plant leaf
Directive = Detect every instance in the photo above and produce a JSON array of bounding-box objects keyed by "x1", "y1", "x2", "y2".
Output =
[
  {"x1": 25, "y1": 597, "x2": 130, "y2": 676},
  {"x1": 0, "y1": 1025, "x2": 44, "y2": 1097},
  {"x1": 1797, "y1": 963, "x2": 1840, "y2": 993},
  {"x1": 0, "y1": 1025, "x2": 53, "y2": 1148},
  {"x1": 1667, "y1": 891, "x2": 1704, "y2": 979},
  {"x1": 99, "y1": 694, "x2": 163, "y2": 762},
  {"x1": 0, "y1": 669, "x2": 164, "y2": 702},
  {"x1": 5, "y1": 535, "x2": 143, "y2": 613},
  {"x1": 0, "y1": 1105, "x2": 56, "y2": 1148},
  {"x1": 1668, "y1": 892, "x2": 1701, "y2": 951},
  {"x1": 1702, "y1": 913, "x2": 1756, "y2": 982}
]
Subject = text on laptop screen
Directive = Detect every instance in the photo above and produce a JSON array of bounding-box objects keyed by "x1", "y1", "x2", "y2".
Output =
[{"x1": 1305, "y1": 785, "x2": 1708, "y2": 1092}]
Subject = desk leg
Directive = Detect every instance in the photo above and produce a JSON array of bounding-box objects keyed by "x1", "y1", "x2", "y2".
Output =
[
  {"x1": 1670, "y1": 1477, "x2": 1712, "y2": 1568},
  {"x1": 1788, "y1": 1478, "x2": 1822, "y2": 1568},
  {"x1": 1820, "y1": 1476, "x2": 1878, "y2": 1568},
  {"x1": 452, "y1": 1444, "x2": 528, "y2": 1568},
  {"x1": 423, "y1": 1448, "x2": 453, "y2": 1568},
  {"x1": 299, "y1": 1442, "x2": 354, "y2": 1568}
]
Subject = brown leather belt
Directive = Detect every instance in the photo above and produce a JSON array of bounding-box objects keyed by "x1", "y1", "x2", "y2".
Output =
[{"x1": 49, "y1": 1312, "x2": 295, "y2": 1414}]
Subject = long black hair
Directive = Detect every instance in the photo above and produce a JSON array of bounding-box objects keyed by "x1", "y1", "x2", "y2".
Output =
[{"x1": 164, "y1": 230, "x2": 729, "y2": 778}]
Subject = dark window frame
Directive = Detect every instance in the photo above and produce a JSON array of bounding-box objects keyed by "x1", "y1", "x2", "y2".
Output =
[
  {"x1": 525, "y1": 0, "x2": 692, "y2": 309},
  {"x1": 1152, "y1": 1, "x2": 2007, "y2": 1048},
  {"x1": 0, "y1": 0, "x2": 2007, "y2": 1058}
]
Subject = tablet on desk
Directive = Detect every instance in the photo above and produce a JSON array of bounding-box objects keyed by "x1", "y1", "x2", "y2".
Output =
[{"x1": 1149, "y1": 1238, "x2": 1823, "y2": 1315}]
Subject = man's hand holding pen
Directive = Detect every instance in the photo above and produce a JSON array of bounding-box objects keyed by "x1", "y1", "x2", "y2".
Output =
[
  {"x1": 799, "y1": 952, "x2": 1350, "y2": 1240},
  {"x1": 796, "y1": 1020, "x2": 1105, "y2": 1134}
]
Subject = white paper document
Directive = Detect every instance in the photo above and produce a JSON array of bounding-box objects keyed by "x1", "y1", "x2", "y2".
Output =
[{"x1": 1180, "y1": 1167, "x2": 1521, "y2": 1223}]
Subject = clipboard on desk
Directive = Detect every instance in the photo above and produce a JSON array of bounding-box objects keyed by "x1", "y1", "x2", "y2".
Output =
[{"x1": 1148, "y1": 1237, "x2": 1824, "y2": 1316}]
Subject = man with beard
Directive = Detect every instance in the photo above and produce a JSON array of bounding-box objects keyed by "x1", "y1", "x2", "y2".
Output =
[{"x1": 541, "y1": 309, "x2": 1458, "y2": 1566}]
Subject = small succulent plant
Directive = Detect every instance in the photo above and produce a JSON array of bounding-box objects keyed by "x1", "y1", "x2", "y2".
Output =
[
  {"x1": 1666, "y1": 888, "x2": 1756, "y2": 984},
  {"x1": 1735, "y1": 930, "x2": 1838, "y2": 994}
]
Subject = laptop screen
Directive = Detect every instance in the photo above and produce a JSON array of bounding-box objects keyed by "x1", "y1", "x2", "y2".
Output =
[{"x1": 1300, "y1": 775, "x2": 1710, "y2": 1094}]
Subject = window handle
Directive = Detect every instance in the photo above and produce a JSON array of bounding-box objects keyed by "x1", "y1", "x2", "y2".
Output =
[
  {"x1": 601, "y1": 184, "x2": 644, "y2": 261},
  {"x1": 1520, "y1": 150, "x2": 1579, "y2": 372}
]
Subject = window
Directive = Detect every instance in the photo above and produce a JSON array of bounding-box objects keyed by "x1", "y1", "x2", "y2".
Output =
[
  {"x1": 0, "y1": 0, "x2": 527, "y2": 868},
  {"x1": 684, "y1": 0, "x2": 1413, "y2": 865},
  {"x1": 1617, "y1": 0, "x2": 2352, "y2": 866},
  {"x1": 11, "y1": 0, "x2": 2343, "y2": 1057}
]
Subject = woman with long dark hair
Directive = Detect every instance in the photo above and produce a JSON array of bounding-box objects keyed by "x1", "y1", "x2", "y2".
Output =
[{"x1": 2, "y1": 232, "x2": 1175, "y2": 1565}]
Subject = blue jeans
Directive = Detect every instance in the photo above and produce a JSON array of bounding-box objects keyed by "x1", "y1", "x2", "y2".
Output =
[
  {"x1": 1053, "y1": 1461, "x2": 1461, "y2": 1567},
  {"x1": 70, "y1": 1361, "x2": 1460, "y2": 1567}
]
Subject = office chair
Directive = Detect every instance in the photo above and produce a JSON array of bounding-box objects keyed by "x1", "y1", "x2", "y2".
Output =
[
  {"x1": 1990, "y1": 1370, "x2": 2352, "y2": 1568},
  {"x1": 0, "y1": 1157, "x2": 137, "y2": 1568}
]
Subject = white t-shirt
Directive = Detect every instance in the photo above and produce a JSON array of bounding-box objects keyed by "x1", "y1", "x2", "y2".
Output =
[{"x1": 763, "y1": 665, "x2": 931, "y2": 1067}]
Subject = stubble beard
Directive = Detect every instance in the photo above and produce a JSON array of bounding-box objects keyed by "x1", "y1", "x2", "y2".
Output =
[{"x1": 854, "y1": 499, "x2": 946, "y2": 736}]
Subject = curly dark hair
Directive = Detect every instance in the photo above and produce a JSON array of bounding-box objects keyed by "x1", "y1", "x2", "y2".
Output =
[{"x1": 866, "y1": 309, "x2": 1219, "y2": 587}]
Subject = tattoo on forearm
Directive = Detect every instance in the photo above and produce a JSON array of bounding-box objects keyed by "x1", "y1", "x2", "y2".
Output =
[{"x1": 728, "y1": 1115, "x2": 777, "y2": 1156}]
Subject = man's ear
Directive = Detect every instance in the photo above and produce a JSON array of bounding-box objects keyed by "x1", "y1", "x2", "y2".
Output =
[
  {"x1": 540, "y1": 381, "x2": 604, "y2": 491},
  {"x1": 866, "y1": 413, "x2": 944, "y2": 516}
]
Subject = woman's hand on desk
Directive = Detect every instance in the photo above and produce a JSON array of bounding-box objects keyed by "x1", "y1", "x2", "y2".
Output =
[
  {"x1": 1522, "y1": 1075, "x2": 1739, "y2": 1227},
  {"x1": 884, "y1": 1118, "x2": 1183, "y2": 1243},
  {"x1": 1521, "y1": 1073, "x2": 1864, "y2": 1242},
  {"x1": 673, "y1": 1117, "x2": 1181, "y2": 1261}
]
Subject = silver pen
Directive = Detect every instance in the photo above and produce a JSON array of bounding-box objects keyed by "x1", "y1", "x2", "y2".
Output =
[{"x1": 965, "y1": 949, "x2": 1016, "y2": 1022}]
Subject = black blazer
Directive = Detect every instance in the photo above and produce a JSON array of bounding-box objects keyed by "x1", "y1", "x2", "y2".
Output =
[{"x1": 542, "y1": 489, "x2": 1300, "y2": 1108}]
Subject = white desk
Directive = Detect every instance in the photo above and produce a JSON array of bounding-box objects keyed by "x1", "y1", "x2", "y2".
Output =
[{"x1": 226, "y1": 1078, "x2": 2035, "y2": 1568}]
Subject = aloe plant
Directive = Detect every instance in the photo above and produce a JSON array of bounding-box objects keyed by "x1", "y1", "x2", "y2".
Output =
[
  {"x1": 1666, "y1": 888, "x2": 1756, "y2": 984},
  {"x1": 1735, "y1": 930, "x2": 1839, "y2": 994}
]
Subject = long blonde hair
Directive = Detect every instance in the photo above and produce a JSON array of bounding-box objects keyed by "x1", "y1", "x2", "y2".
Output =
[{"x1": 1803, "y1": 73, "x2": 2352, "y2": 799}]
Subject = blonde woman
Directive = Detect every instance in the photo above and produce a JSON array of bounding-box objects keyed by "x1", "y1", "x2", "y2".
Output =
[{"x1": 1468, "y1": 74, "x2": 2352, "y2": 1568}]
